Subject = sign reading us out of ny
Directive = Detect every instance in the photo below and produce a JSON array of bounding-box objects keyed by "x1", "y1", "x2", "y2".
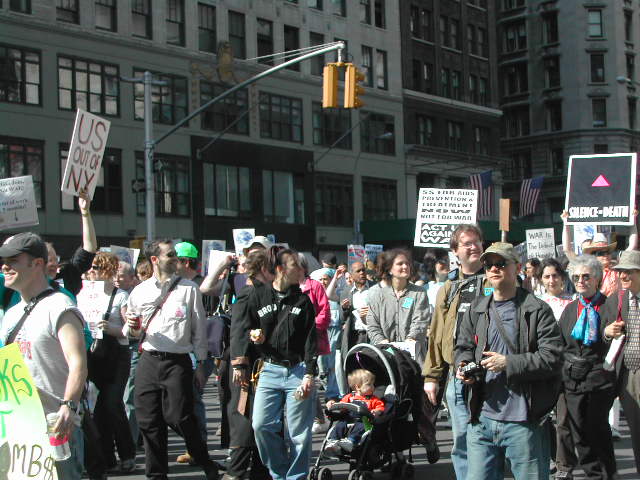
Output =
[{"x1": 565, "y1": 153, "x2": 637, "y2": 225}]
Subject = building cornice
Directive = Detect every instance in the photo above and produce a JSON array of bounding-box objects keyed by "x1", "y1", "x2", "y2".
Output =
[{"x1": 403, "y1": 89, "x2": 503, "y2": 117}]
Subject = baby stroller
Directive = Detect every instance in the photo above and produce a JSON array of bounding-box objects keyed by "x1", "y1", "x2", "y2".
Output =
[{"x1": 309, "y1": 343, "x2": 426, "y2": 480}]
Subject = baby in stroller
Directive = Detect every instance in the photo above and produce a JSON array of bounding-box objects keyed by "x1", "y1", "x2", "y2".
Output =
[{"x1": 324, "y1": 368, "x2": 385, "y2": 455}]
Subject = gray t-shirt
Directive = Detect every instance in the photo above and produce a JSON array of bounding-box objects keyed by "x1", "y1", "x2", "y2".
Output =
[{"x1": 481, "y1": 298, "x2": 529, "y2": 422}]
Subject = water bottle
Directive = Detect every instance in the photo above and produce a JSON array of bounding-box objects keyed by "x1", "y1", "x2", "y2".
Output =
[{"x1": 46, "y1": 412, "x2": 71, "y2": 461}]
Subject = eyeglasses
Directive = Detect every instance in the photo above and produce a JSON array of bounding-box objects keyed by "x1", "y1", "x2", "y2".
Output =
[
  {"x1": 572, "y1": 273, "x2": 592, "y2": 283},
  {"x1": 460, "y1": 241, "x2": 481, "y2": 249},
  {"x1": 89, "y1": 265, "x2": 102, "y2": 270},
  {"x1": 483, "y1": 260, "x2": 508, "y2": 270},
  {"x1": 593, "y1": 250, "x2": 610, "y2": 257}
]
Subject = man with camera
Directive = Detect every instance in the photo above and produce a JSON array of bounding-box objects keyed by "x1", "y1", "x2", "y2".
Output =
[{"x1": 455, "y1": 242, "x2": 563, "y2": 479}]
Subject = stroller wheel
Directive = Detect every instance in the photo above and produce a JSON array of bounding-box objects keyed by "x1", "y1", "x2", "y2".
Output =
[
  {"x1": 347, "y1": 470, "x2": 360, "y2": 480},
  {"x1": 318, "y1": 467, "x2": 332, "y2": 480},
  {"x1": 307, "y1": 468, "x2": 318, "y2": 480}
]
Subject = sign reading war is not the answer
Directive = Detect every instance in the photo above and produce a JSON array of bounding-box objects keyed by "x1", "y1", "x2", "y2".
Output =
[
  {"x1": 565, "y1": 153, "x2": 637, "y2": 225},
  {"x1": 414, "y1": 188, "x2": 478, "y2": 248},
  {"x1": 0, "y1": 175, "x2": 39, "y2": 231},
  {"x1": 525, "y1": 228, "x2": 556, "y2": 260},
  {"x1": 61, "y1": 109, "x2": 111, "y2": 200}
]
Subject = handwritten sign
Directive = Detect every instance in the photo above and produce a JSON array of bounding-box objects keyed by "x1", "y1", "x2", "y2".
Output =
[
  {"x1": 0, "y1": 175, "x2": 39, "y2": 231},
  {"x1": 76, "y1": 281, "x2": 109, "y2": 339},
  {"x1": 61, "y1": 109, "x2": 111, "y2": 199},
  {"x1": 0, "y1": 343, "x2": 58, "y2": 479},
  {"x1": 364, "y1": 244, "x2": 383, "y2": 262},
  {"x1": 525, "y1": 228, "x2": 556, "y2": 260},
  {"x1": 414, "y1": 188, "x2": 478, "y2": 248},
  {"x1": 347, "y1": 244, "x2": 365, "y2": 267}
]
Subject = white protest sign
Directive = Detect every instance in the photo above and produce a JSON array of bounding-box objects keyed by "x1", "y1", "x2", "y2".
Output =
[
  {"x1": 110, "y1": 245, "x2": 140, "y2": 268},
  {"x1": 207, "y1": 249, "x2": 230, "y2": 277},
  {"x1": 573, "y1": 224, "x2": 596, "y2": 254},
  {"x1": 61, "y1": 109, "x2": 111, "y2": 199},
  {"x1": 232, "y1": 229, "x2": 255, "y2": 256},
  {"x1": 525, "y1": 228, "x2": 556, "y2": 260},
  {"x1": 364, "y1": 244, "x2": 384, "y2": 262},
  {"x1": 0, "y1": 175, "x2": 39, "y2": 230},
  {"x1": 202, "y1": 240, "x2": 227, "y2": 275},
  {"x1": 347, "y1": 244, "x2": 366, "y2": 267},
  {"x1": 76, "y1": 281, "x2": 110, "y2": 339},
  {"x1": 414, "y1": 188, "x2": 478, "y2": 248}
]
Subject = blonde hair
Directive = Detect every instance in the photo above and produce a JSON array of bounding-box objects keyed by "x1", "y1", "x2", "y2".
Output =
[{"x1": 347, "y1": 369, "x2": 375, "y2": 390}]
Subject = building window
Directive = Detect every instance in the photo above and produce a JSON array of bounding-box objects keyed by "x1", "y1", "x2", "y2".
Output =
[
  {"x1": 410, "y1": 6, "x2": 420, "y2": 37},
  {"x1": 309, "y1": 32, "x2": 325, "y2": 76},
  {"x1": 133, "y1": 69, "x2": 187, "y2": 124},
  {"x1": 259, "y1": 92, "x2": 303, "y2": 143},
  {"x1": 201, "y1": 81, "x2": 249, "y2": 135},
  {"x1": 506, "y1": 150, "x2": 532, "y2": 180},
  {"x1": 9, "y1": 0, "x2": 31, "y2": 14},
  {"x1": 451, "y1": 70, "x2": 461, "y2": 100},
  {"x1": 57, "y1": 0, "x2": 79, "y2": 24},
  {"x1": 360, "y1": 0, "x2": 371, "y2": 24},
  {"x1": 629, "y1": 98, "x2": 637, "y2": 130},
  {"x1": 361, "y1": 45, "x2": 373, "y2": 87},
  {"x1": 590, "y1": 54, "x2": 605, "y2": 82},
  {"x1": 479, "y1": 77, "x2": 488, "y2": 105},
  {"x1": 503, "y1": 21, "x2": 526, "y2": 52},
  {"x1": 361, "y1": 112, "x2": 395, "y2": 155},
  {"x1": 467, "y1": 24, "x2": 476, "y2": 55},
  {"x1": 503, "y1": 62, "x2": 528, "y2": 95},
  {"x1": 450, "y1": 18, "x2": 460, "y2": 50},
  {"x1": 0, "y1": 138, "x2": 43, "y2": 207},
  {"x1": 166, "y1": 0, "x2": 185, "y2": 46},
  {"x1": 331, "y1": 0, "x2": 346, "y2": 17},
  {"x1": 136, "y1": 152, "x2": 190, "y2": 217},
  {"x1": 228, "y1": 11, "x2": 246, "y2": 59},
  {"x1": 477, "y1": 27, "x2": 488, "y2": 57},
  {"x1": 374, "y1": 0, "x2": 385, "y2": 28},
  {"x1": 469, "y1": 74, "x2": 478, "y2": 103},
  {"x1": 592, "y1": 98, "x2": 607, "y2": 127},
  {"x1": 441, "y1": 68, "x2": 450, "y2": 97},
  {"x1": 446, "y1": 121, "x2": 463, "y2": 151},
  {"x1": 587, "y1": 10, "x2": 603, "y2": 38},
  {"x1": 95, "y1": 0, "x2": 117, "y2": 31},
  {"x1": 262, "y1": 170, "x2": 304, "y2": 224},
  {"x1": 312, "y1": 102, "x2": 352, "y2": 149},
  {"x1": 315, "y1": 173, "x2": 353, "y2": 226},
  {"x1": 362, "y1": 176, "x2": 396, "y2": 220},
  {"x1": 198, "y1": 3, "x2": 216, "y2": 53},
  {"x1": 308, "y1": 0, "x2": 322, "y2": 10},
  {"x1": 473, "y1": 126, "x2": 489, "y2": 154},
  {"x1": 257, "y1": 19, "x2": 274, "y2": 65},
  {"x1": 132, "y1": 0, "x2": 152, "y2": 39},
  {"x1": 424, "y1": 62, "x2": 434, "y2": 93},
  {"x1": 421, "y1": 9, "x2": 433, "y2": 41},
  {"x1": 625, "y1": 10, "x2": 632, "y2": 42},
  {"x1": 375, "y1": 49, "x2": 388, "y2": 89},
  {"x1": 503, "y1": 106, "x2": 530, "y2": 137},
  {"x1": 61, "y1": 145, "x2": 122, "y2": 213},
  {"x1": 546, "y1": 101, "x2": 562, "y2": 131},
  {"x1": 544, "y1": 56, "x2": 560, "y2": 88},
  {"x1": 0, "y1": 45, "x2": 40, "y2": 105},
  {"x1": 594, "y1": 144, "x2": 608, "y2": 153},
  {"x1": 203, "y1": 163, "x2": 251, "y2": 217},
  {"x1": 58, "y1": 56, "x2": 119, "y2": 115},
  {"x1": 627, "y1": 54, "x2": 635, "y2": 82},
  {"x1": 542, "y1": 12, "x2": 558, "y2": 44},
  {"x1": 503, "y1": 0, "x2": 525, "y2": 9},
  {"x1": 550, "y1": 147, "x2": 564, "y2": 176},
  {"x1": 416, "y1": 115, "x2": 433, "y2": 145},
  {"x1": 412, "y1": 59, "x2": 421, "y2": 91},
  {"x1": 284, "y1": 25, "x2": 300, "y2": 71},
  {"x1": 439, "y1": 16, "x2": 447, "y2": 46}
]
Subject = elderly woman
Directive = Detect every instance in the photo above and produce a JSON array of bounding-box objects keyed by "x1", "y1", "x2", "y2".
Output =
[
  {"x1": 557, "y1": 255, "x2": 617, "y2": 479},
  {"x1": 366, "y1": 248, "x2": 430, "y2": 365}
]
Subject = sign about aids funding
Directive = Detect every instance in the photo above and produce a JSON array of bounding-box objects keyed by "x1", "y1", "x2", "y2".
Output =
[
  {"x1": 61, "y1": 109, "x2": 111, "y2": 200},
  {"x1": 414, "y1": 188, "x2": 478, "y2": 248},
  {"x1": 0, "y1": 343, "x2": 59, "y2": 480},
  {"x1": 525, "y1": 228, "x2": 556, "y2": 260}
]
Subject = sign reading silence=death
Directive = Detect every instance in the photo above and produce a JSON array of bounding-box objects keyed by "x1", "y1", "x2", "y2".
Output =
[{"x1": 564, "y1": 153, "x2": 637, "y2": 225}]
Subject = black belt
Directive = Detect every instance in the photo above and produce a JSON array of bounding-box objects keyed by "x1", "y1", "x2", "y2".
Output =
[
  {"x1": 264, "y1": 356, "x2": 302, "y2": 368},
  {"x1": 356, "y1": 330, "x2": 368, "y2": 334},
  {"x1": 144, "y1": 350, "x2": 189, "y2": 361}
]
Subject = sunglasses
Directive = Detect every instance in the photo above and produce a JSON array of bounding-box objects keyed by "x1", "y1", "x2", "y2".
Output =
[
  {"x1": 593, "y1": 250, "x2": 610, "y2": 257},
  {"x1": 572, "y1": 273, "x2": 592, "y2": 283},
  {"x1": 483, "y1": 260, "x2": 508, "y2": 270},
  {"x1": 89, "y1": 265, "x2": 102, "y2": 270}
]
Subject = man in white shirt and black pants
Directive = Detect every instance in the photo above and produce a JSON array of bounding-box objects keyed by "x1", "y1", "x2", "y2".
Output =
[{"x1": 125, "y1": 239, "x2": 221, "y2": 479}]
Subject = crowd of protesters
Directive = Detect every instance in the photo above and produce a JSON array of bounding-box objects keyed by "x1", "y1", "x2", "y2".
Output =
[{"x1": 0, "y1": 196, "x2": 639, "y2": 480}]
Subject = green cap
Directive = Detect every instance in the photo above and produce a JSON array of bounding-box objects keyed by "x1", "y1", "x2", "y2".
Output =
[
  {"x1": 175, "y1": 242, "x2": 198, "y2": 259},
  {"x1": 479, "y1": 242, "x2": 520, "y2": 264}
]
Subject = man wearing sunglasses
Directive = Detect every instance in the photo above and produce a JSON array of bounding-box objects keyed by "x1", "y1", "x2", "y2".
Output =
[{"x1": 455, "y1": 242, "x2": 563, "y2": 479}]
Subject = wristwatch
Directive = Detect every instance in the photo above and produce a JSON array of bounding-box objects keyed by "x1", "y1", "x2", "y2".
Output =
[{"x1": 60, "y1": 399, "x2": 78, "y2": 411}]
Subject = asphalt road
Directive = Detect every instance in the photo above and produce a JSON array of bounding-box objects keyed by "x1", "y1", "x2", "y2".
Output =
[{"x1": 114, "y1": 382, "x2": 638, "y2": 479}]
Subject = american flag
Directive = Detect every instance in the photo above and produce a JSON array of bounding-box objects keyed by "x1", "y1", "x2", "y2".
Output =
[
  {"x1": 520, "y1": 176, "x2": 544, "y2": 217},
  {"x1": 469, "y1": 170, "x2": 493, "y2": 218}
]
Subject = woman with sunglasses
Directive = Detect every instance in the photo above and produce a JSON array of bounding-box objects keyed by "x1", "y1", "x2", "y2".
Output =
[{"x1": 556, "y1": 255, "x2": 617, "y2": 479}]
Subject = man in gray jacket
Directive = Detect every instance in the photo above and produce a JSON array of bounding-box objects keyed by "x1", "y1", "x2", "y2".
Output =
[{"x1": 455, "y1": 242, "x2": 562, "y2": 479}]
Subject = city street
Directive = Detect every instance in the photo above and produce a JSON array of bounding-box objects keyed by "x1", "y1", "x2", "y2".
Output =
[{"x1": 116, "y1": 380, "x2": 638, "y2": 480}]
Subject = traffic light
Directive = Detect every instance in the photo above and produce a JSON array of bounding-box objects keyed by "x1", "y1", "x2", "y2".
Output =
[
  {"x1": 344, "y1": 63, "x2": 365, "y2": 109},
  {"x1": 322, "y1": 64, "x2": 339, "y2": 108}
]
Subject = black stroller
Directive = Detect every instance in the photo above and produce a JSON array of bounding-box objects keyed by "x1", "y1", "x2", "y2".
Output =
[{"x1": 309, "y1": 343, "x2": 427, "y2": 480}]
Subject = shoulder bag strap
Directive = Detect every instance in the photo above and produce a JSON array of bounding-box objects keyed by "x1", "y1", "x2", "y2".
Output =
[
  {"x1": 137, "y1": 276, "x2": 182, "y2": 353},
  {"x1": 214, "y1": 269, "x2": 232, "y2": 316},
  {"x1": 489, "y1": 299, "x2": 518, "y2": 355},
  {"x1": 102, "y1": 287, "x2": 118, "y2": 320},
  {"x1": 6, "y1": 288, "x2": 56, "y2": 345}
]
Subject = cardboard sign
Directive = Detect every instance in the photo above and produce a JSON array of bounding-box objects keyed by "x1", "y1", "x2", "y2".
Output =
[
  {"x1": 207, "y1": 249, "x2": 230, "y2": 278},
  {"x1": 364, "y1": 244, "x2": 383, "y2": 262},
  {"x1": 347, "y1": 244, "x2": 366, "y2": 267},
  {"x1": 525, "y1": 228, "x2": 555, "y2": 260},
  {"x1": 414, "y1": 188, "x2": 478, "y2": 248},
  {"x1": 61, "y1": 109, "x2": 111, "y2": 199},
  {"x1": 110, "y1": 245, "x2": 140, "y2": 268},
  {"x1": 232, "y1": 229, "x2": 255, "y2": 256},
  {"x1": 202, "y1": 240, "x2": 227, "y2": 275},
  {"x1": 565, "y1": 153, "x2": 637, "y2": 225},
  {"x1": 0, "y1": 343, "x2": 59, "y2": 479},
  {"x1": 76, "y1": 281, "x2": 110, "y2": 339},
  {"x1": 0, "y1": 175, "x2": 39, "y2": 230}
]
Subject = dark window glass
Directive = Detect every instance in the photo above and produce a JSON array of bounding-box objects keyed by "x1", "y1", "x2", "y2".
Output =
[
  {"x1": 505, "y1": 150, "x2": 531, "y2": 181},
  {"x1": 57, "y1": 0, "x2": 79, "y2": 23},
  {"x1": 502, "y1": 106, "x2": 530, "y2": 137},
  {"x1": 588, "y1": 10, "x2": 603, "y2": 37},
  {"x1": 198, "y1": 3, "x2": 216, "y2": 53},
  {"x1": 331, "y1": 0, "x2": 346, "y2": 16},
  {"x1": 166, "y1": 0, "x2": 185, "y2": 46},
  {"x1": 503, "y1": 21, "x2": 526, "y2": 52},
  {"x1": 594, "y1": 144, "x2": 608, "y2": 153},
  {"x1": 136, "y1": 152, "x2": 190, "y2": 217},
  {"x1": 451, "y1": 70, "x2": 460, "y2": 99},
  {"x1": 259, "y1": 92, "x2": 303, "y2": 143},
  {"x1": 625, "y1": 11, "x2": 632, "y2": 42},
  {"x1": 200, "y1": 81, "x2": 249, "y2": 135},
  {"x1": 362, "y1": 176, "x2": 396, "y2": 220},
  {"x1": 284, "y1": 25, "x2": 300, "y2": 71},
  {"x1": 0, "y1": 138, "x2": 43, "y2": 207},
  {"x1": 132, "y1": 0, "x2": 152, "y2": 39},
  {"x1": 416, "y1": 115, "x2": 433, "y2": 146},
  {"x1": 441, "y1": 67, "x2": 450, "y2": 97},
  {"x1": 479, "y1": 77, "x2": 488, "y2": 105},
  {"x1": 503, "y1": 62, "x2": 528, "y2": 95},
  {"x1": 95, "y1": 0, "x2": 117, "y2": 32},
  {"x1": 630, "y1": 98, "x2": 637, "y2": 130},
  {"x1": 627, "y1": 54, "x2": 635, "y2": 82},
  {"x1": 547, "y1": 101, "x2": 562, "y2": 131},
  {"x1": 374, "y1": 0, "x2": 385, "y2": 28},
  {"x1": 58, "y1": 56, "x2": 119, "y2": 115},
  {"x1": 467, "y1": 24, "x2": 476, "y2": 55},
  {"x1": 361, "y1": 46, "x2": 373, "y2": 87},
  {"x1": 133, "y1": 68, "x2": 187, "y2": 125},
  {"x1": 424, "y1": 63, "x2": 434, "y2": 93},
  {"x1": 477, "y1": 28, "x2": 487, "y2": 57},
  {"x1": 360, "y1": 111, "x2": 394, "y2": 155},
  {"x1": 9, "y1": 0, "x2": 31, "y2": 13},
  {"x1": 592, "y1": 98, "x2": 606, "y2": 127},
  {"x1": 543, "y1": 12, "x2": 558, "y2": 43},
  {"x1": 0, "y1": 44, "x2": 41, "y2": 105},
  {"x1": 544, "y1": 57, "x2": 560, "y2": 87},
  {"x1": 410, "y1": 6, "x2": 420, "y2": 37},
  {"x1": 310, "y1": 32, "x2": 324, "y2": 76},
  {"x1": 450, "y1": 18, "x2": 460, "y2": 49},
  {"x1": 308, "y1": 0, "x2": 322, "y2": 10},
  {"x1": 360, "y1": 0, "x2": 371, "y2": 24},
  {"x1": 590, "y1": 54, "x2": 605, "y2": 82},
  {"x1": 262, "y1": 170, "x2": 304, "y2": 224},
  {"x1": 315, "y1": 173, "x2": 353, "y2": 226},
  {"x1": 312, "y1": 102, "x2": 352, "y2": 149},
  {"x1": 229, "y1": 11, "x2": 246, "y2": 59},
  {"x1": 257, "y1": 18, "x2": 274, "y2": 65},
  {"x1": 446, "y1": 121, "x2": 463, "y2": 151},
  {"x1": 203, "y1": 163, "x2": 251, "y2": 217},
  {"x1": 551, "y1": 147, "x2": 564, "y2": 176},
  {"x1": 473, "y1": 126, "x2": 490, "y2": 154}
]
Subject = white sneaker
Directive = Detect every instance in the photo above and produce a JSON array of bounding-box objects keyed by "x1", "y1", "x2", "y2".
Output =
[
  {"x1": 611, "y1": 427, "x2": 622, "y2": 440},
  {"x1": 312, "y1": 421, "x2": 329, "y2": 434},
  {"x1": 324, "y1": 440, "x2": 340, "y2": 456},
  {"x1": 338, "y1": 438, "x2": 354, "y2": 452}
]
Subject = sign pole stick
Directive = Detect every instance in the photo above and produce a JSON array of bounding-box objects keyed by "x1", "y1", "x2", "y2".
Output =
[{"x1": 500, "y1": 198, "x2": 510, "y2": 243}]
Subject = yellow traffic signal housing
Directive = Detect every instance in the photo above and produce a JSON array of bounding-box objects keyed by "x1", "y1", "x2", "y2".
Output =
[
  {"x1": 322, "y1": 64, "x2": 339, "y2": 108},
  {"x1": 344, "y1": 63, "x2": 365, "y2": 109}
]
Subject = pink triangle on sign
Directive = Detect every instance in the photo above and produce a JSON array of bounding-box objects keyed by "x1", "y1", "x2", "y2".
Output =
[{"x1": 592, "y1": 174, "x2": 610, "y2": 187}]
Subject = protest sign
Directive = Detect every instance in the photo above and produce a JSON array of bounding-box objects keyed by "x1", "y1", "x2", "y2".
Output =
[
  {"x1": 525, "y1": 228, "x2": 556, "y2": 260},
  {"x1": 76, "y1": 281, "x2": 109, "y2": 339},
  {"x1": 565, "y1": 153, "x2": 636, "y2": 225},
  {"x1": 573, "y1": 224, "x2": 596, "y2": 254},
  {"x1": 514, "y1": 242, "x2": 528, "y2": 265},
  {"x1": 414, "y1": 188, "x2": 478, "y2": 248},
  {"x1": 110, "y1": 245, "x2": 140, "y2": 268},
  {"x1": 448, "y1": 251, "x2": 460, "y2": 270},
  {"x1": 0, "y1": 175, "x2": 39, "y2": 230},
  {"x1": 207, "y1": 249, "x2": 230, "y2": 278},
  {"x1": 364, "y1": 244, "x2": 383, "y2": 262},
  {"x1": 202, "y1": 240, "x2": 227, "y2": 275},
  {"x1": 232, "y1": 229, "x2": 255, "y2": 256},
  {"x1": 347, "y1": 244, "x2": 366, "y2": 267},
  {"x1": 0, "y1": 343, "x2": 59, "y2": 479},
  {"x1": 61, "y1": 109, "x2": 111, "y2": 199}
]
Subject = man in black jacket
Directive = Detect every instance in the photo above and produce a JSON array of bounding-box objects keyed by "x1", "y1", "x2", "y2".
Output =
[{"x1": 455, "y1": 242, "x2": 563, "y2": 479}]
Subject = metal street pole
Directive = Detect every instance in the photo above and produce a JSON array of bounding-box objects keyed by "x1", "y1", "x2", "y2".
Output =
[{"x1": 143, "y1": 71, "x2": 155, "y2": 242}]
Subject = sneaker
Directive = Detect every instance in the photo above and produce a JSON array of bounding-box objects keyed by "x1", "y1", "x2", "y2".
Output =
[
  {"x1": 555, "y1": 471, "x2": 573, "y2": 479},
  {"x1": 324, "y1": 440, "x2": 340, "y2": 456},
  {"x1": 338, "y1": 438, "x2": 354, "y2": 453},
  {"x1": 312, "y1": 421, "x2": 329, "y2": 434},
  {"x1": 120, "y1": 458, "x2": 136, "y2": 473},
  {"x1": 611, "y1": 427, "x2": 622, "y2": 440},
  {"x1": 176, "y1": 452, "x2": 195, "y2": 465}
]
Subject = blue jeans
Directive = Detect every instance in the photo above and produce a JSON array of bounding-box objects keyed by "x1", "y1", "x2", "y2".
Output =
[
  {"x1": 252, "y1": 362, "x2": 315, "y2": 480},
  {"x1": 55, "y1": 424, "x2": 84, "y2": 480},
  {"x1": 321, "y1": 326, "x2": 342, "y2": 401},
  {"x1": 124, "y1": 342, "x2": 140, "y2": 444},
  {"x1": 193, "y1": 357, "x2": 216, "y2": 443},
  {"x1": 446, "y1": 373, "x2": 470, "y2": 479},
  {"x1": 467, "y1": 414, "x2": 550, "y2": 479}
]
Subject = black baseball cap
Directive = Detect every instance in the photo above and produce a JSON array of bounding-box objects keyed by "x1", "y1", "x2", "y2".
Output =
[
  {"x1": 0, "y1": 232, "x2": 48, "y2": 261},
  {"x1": 322, "y1": 253, "x2": 337, "y2": 265}
]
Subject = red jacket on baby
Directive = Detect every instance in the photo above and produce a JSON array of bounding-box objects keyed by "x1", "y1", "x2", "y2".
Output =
[{"x1": 340, "y1": 393, "x2": 385, "y2": 413}]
